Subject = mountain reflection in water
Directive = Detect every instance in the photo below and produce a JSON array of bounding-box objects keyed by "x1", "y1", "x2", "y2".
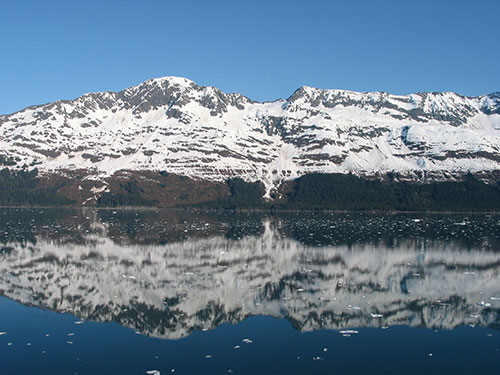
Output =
[{"x1": 0, "y1": 208, "x2": 499, "y2": 339}]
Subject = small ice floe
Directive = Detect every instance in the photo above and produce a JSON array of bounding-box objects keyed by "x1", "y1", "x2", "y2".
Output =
[
  {"x1": 477, "y1": 301, "x2": 492, "y2": 307},
  {"x1": 339, "y1": 330, "x2": 358, "y2": 336},
  {"x1": 242, "y1": 338, "x2": 253, "y2": 344},
  {"x1": 0, "y1": 332, "x2": 7, "y2": 336},
  {"x1": 370, "y1": 313, "x2": 383, "y2": 318},
  {"x1": 146, "y1": 371, "x2": 160, "y2": 375}
]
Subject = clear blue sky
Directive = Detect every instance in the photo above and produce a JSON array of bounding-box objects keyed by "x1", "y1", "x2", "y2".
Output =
[{"x1": 1, "y1": 0, "x2": 499, "y2": 114}]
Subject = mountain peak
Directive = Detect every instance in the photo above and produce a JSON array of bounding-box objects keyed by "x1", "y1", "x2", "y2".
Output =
[{"x1": 145, "y1": 76, "x2": 196, "y2": 87}]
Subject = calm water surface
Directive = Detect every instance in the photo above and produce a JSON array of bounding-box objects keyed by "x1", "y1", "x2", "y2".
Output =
[{"x1": 0, "y1": 208, "x2": 499, "y2": 374}]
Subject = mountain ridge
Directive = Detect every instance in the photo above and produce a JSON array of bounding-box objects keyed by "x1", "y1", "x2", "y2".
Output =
[{"x1": 1, "y1": 76, "x2": 499, "y2": 202}]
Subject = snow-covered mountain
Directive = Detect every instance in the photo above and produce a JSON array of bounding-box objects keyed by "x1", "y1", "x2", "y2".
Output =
[
  {"x1": 1, "y1": 76, "x2": 499, "y2": 195},
  {"x1": 1, "y1": 210, "x2": 499, "y2": 339}
]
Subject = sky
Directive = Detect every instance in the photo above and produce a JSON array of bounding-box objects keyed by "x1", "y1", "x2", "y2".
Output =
[{"x1": 1, "y1": 0, "x2": 499, "y2": 115}]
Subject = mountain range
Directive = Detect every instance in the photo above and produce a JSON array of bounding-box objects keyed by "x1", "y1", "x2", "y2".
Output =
[{"x1": 1, "y1": 77, "x2": 499, "y2": 206}]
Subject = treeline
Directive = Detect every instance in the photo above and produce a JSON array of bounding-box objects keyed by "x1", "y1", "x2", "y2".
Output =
[
  {"x1": 97, "y1": 180, "x2": 158, "y2": 207},
  {"x1": 190, "y1": 173, "x2": 500, "y2": 211},
  {"x1": 1, "y1": 169, "x2": 499, "y2": 211},
  {"x1": 0, "y1": 168, "x2": 74, "y2": 206},
  {"x1": 279, "y1": 173, "x2": 500, "y2": 211},
  {"x1": 196, "y1": 178, "x2": 264, "y2": 209}
]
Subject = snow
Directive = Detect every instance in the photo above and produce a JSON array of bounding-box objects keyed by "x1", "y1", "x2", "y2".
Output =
[{"x1": 1, "y1": 76, "x2": 499, "y2": 196}]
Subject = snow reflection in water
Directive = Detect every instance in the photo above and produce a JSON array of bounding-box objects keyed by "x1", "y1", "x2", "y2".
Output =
[{"x1": 0, "y1": 209, "x2": 499, "y2": 339}]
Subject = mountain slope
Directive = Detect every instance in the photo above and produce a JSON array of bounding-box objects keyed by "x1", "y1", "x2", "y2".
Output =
[{"x1": 1, "y1": 77, "x2": 499, "y2": 197}]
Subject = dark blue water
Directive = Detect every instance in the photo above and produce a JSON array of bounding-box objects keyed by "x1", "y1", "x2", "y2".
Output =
[
  {"x1": 1, "y1": 297, "x2": 499, "y2": 375},
  {"x1": 0, "y1": 208, "x2": 499, "y2": 374}
]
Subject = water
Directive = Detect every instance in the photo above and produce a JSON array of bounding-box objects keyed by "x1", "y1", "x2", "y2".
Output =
[{"x1": 0, "y1": 208, "x2": 499, "y2": 374}]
